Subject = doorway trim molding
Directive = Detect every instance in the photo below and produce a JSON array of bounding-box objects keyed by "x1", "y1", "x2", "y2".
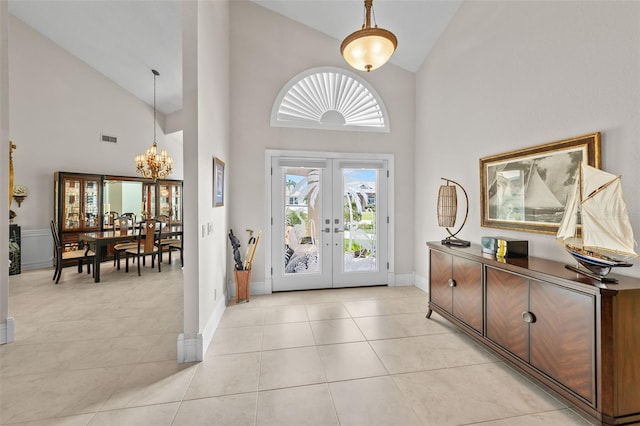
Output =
[{"x1": 264, "y1": 149, "x2": 395, "y2": 294}]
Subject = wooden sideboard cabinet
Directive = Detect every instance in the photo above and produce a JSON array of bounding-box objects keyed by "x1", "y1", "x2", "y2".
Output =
[
  {"x1": 426, "y1": 242, "x2": 640, "y2": 425},
  {"x1": 428, "y1": 249, "x2": 483, "y2": 334}
]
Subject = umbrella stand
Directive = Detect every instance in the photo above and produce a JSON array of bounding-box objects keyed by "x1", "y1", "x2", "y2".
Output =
[
  {"x1": 234, "y1": 268, "x2": 251, "y2": 304},
  {"x1": 229, "y1": 229, "x2": 261, "y2": 303}
]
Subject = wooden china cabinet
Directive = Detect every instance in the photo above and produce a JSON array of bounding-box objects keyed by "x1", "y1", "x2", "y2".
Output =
[
  {"x1": 54, "y1": 172, "x2": 102, "y2": 246},
  {"x1": 54, "y1": 172, "x2": 183, "y2": 263}
]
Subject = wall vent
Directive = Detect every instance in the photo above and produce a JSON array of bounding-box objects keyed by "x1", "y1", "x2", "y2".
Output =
[{"x1": 100, "y1": 134, "x2": 118, "y2": 143}]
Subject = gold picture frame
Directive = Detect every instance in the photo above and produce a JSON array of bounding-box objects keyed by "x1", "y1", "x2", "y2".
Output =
[{"x1": 479, "y1": 132, "x2": 601, "y2": 234}]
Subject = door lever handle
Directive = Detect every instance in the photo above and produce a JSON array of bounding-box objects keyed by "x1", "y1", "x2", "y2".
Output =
[
  {"x1": 321, "y1": 228, "x2": 331, "y2": 233},
  {"x1": 334, "y1": 228, "x2": 344, "y2": 233}
]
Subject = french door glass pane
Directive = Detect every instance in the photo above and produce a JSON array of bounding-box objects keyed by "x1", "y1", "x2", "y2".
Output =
[
  {"x1": 283, "y1": 167, "x2": 321, "y2": 275},
  {"x1": 342, "y1": 168, "x2": 378, "y2": 273}
]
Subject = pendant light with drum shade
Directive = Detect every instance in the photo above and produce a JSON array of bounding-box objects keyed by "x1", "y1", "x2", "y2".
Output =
[
  {"x1": 341, "y1": 0, "x2": 397, "y2": 72},
  {"x1": 135, "y1": 69, "x2": 173, "y2": 180},
  {"x1": 437, "y1": 178, "x2": 470, "y2": 247}
]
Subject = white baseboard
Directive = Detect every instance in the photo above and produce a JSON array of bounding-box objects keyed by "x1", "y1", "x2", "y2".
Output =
[
  {"x1": 200, "y1": 296, "x2": 226, "y2": 356},
  {"x1": 177, "y1": 294, "x2": 227, "y2": 363},
  {"x1": 227, "y1": 279, "x2": 266, "y2": 298},
  {"x1": 0, "y1": 317, "x2": 15, "y2": 344},
  {"x1": 415, "y1": 274, "x2": 428, "y2": 293},
  {"x1": 177, "y1": 333, "x2": 202, "y2": 363},
  {"x1": 392, "y1": 273, "x2": 415, "y2": 286},
  {"x1": 225, "y1": 275, "x2": 419, "y2": 294}
]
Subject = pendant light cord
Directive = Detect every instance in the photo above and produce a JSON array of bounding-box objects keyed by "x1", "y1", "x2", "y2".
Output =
[{"x1": 152, "y1": 69, "x2": 159, "y2": 145}]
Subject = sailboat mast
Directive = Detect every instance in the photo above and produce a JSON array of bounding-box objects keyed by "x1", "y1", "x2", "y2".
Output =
[
  {"x1": 575, "y1": 162, "x2": 583, "y2": 240},
  {"x1": 524, "y1": 161, "x2": 535, "y2": 194}
]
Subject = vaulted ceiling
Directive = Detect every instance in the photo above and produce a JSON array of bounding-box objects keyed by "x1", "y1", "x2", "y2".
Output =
[{"x1": 8, "y1": 0, "x2": 461, "y2": 115}]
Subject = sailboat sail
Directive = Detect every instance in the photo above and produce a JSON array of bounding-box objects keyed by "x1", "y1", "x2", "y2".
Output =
[
  {"x1": 581, "y1": 166, "x2": 636, "y2": 256},
  {"x1": 525, "y1": 168, "x2": 563, "y2": 210},
  {"x1": 557, "y1": 163, "x2": 637, "y2": 257},
  {"x1": 556, "y1": 177, "x2": 579, "y2": 241}
]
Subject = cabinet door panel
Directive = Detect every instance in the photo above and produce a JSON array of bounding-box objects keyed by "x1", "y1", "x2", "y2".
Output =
[
  {"x1": 62, "y1": 178, "x2": 81, "y2": 231},
  {"x1": 452, "y1": 257, "x2": 482, "y2": 332},
  {"x1": 83, "y1": 179, "x2": 100, "y2": 229},
  {"x1": 430, "y1": 250, "x2": 452, "y2": 313},
  {"x1": 530, "y1": 281, "x2": 595, "y2": 404},
  {"x1": 486, "y1": 267, "x2": 529, "y2": 361}
]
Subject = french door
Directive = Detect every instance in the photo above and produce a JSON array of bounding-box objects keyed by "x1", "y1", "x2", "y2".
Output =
[{"x1": 271, "y1": 155, "x2": 388, "y2": 291}]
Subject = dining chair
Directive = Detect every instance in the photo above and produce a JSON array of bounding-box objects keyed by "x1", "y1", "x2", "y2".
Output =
[
  {"x1": 122, "y1": 212, "x2": 137, "y2": 223},
  {"x1": 166, "y1": 233, "x2": 183, "y2": 266},
  {"x1": 156, "y1": 220, "x2": 183, "y2": 266},
  {"x1": 113, "y1": 215, "x2": 137, "y2": 269},
  {"x1": 155, "y1": 215, "x2": 175, "y2": 264},
  {"x1": 124, "y1": 219, "x2": 161, "y2": 276},
  {"x1": 104, "y1": 211, "x2": 119, "y2": 229},
  {"x1": 50, "y1": 220, "x2": 95, "y2": 284}
]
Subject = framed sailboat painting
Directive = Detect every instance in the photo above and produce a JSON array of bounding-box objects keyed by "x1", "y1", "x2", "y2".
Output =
[{"x1": 480, "y1": 132, "x2": 601, "y2": 234}]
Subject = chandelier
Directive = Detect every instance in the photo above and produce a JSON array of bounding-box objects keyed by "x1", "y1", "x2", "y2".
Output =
[
  {"x1": 340, "y1": 0, "x2": 397, "y2": 72},
  {"x1": 135, "y1": 69, "x2": 173, "y2": 180}
]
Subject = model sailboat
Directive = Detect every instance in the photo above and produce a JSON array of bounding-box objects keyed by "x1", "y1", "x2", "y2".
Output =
[{"x1": 556, "y1": 163, "x2": 637, "y2": 282}]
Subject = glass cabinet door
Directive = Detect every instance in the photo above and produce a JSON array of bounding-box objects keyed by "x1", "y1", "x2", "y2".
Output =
[
  {"x1": 170, "y1": 184, "x2": 182, "y2": 223},
  {"x1": 159, "y1": 184, "x2": 171, "y2": 217},
  {"x1": 143, "y1": 183, "x2": 156, "y2": 219},
  {"x1": 62, "y1": 178, "x2": 81, "y2": 231},
  {"x1": 157, "y1": 181, "x2": 182, "y2": 223},
  {"x1": 83, "y1": 179, "x2": 100, "y2": 229},
  {"x1": 61, "y1": 176, "x2": 101, "y2": 232}
]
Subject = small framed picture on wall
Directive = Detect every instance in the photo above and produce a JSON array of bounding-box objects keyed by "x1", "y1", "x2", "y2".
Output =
[{"x1": 213, "y1": 157, "x2": 225, "y2": 207}]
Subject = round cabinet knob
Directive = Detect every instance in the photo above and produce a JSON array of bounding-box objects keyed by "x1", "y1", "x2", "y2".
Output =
[
  {"x1": 521, "y1": 311, "x2": 536, "y2": 324},
  {"x1": 448, "y1": 279, "x2": 456, "y2": 287}
]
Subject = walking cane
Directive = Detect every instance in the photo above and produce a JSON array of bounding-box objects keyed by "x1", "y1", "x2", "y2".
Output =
[
  {"x1": 243, "y1": 229, "x2": 255, "y2": 270},
  {"x1": 246, "y1": 231, "x2": 261, "y2": 271}
]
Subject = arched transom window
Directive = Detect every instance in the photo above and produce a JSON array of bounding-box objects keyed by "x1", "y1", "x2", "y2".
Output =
[{"x1": 271, "y1": 67, "x2": 390, "y2": 132}]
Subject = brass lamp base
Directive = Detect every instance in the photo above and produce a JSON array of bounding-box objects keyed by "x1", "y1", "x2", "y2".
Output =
[{"x1": 441, "y1": 236, "x2": 470, "y2": 247}]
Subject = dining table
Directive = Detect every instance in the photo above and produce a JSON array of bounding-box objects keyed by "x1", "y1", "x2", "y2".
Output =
[{"x1": 79, "y1": 225, "x2": 183, "y2": 283}]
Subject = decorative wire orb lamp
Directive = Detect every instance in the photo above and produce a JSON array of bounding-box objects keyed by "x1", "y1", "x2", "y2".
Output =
[
  {"x1": 437, "y1": 178, "x2": 470, "y2": 247},
  {"x1": 135, "y1": 69, "x2": 173, "y2": 181},
  {"x1": 340, "y1": 0, "x2": 397, "y2": 72}
]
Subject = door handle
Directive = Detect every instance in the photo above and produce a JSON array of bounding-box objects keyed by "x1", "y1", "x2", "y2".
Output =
[
  {"x1": 334, "y1": 228, "x2": 344, "y2": 233},
  {"x1": 321, "y1": 228, "x2": 331, "y2": 233}
]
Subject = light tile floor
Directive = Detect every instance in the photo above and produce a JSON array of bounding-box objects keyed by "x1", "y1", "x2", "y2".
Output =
[{"x1": 1, "y1": 264, "x2": 595, "y2": 425}]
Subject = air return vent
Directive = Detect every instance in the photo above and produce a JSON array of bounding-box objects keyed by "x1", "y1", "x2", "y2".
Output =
[{"x1": 100, "y1": 134, "x2": 117, "y2": 143}]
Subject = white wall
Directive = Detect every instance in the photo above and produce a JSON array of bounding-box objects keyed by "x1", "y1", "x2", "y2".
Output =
[
  {"x1": 230, "y1": 1, "x2": 416, "y2": 287},
  {"x1": 1, "y1": 0, "x2": 14, "y2": 344},
  {"x1": 180, "y1": 0, "x2": 230, "y2": 362},
  {"x1": 8, "y1": 15, "x2": 183, "y2": 233},
  {"x1": 415, "y1": 1, "x2": 640, "y2": 282}
]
